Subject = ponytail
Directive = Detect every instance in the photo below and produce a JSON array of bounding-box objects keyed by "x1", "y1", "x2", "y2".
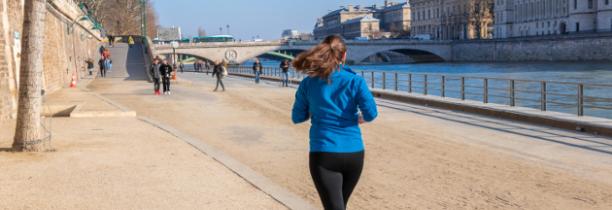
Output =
[{"x1": 292, "y1": 35, "x2": 347, "y2": 81}]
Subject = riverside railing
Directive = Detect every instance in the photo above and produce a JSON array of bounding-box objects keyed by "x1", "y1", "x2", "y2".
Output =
[{"x1": 228, "y1": 66, "x2": 612, "y2": 119}]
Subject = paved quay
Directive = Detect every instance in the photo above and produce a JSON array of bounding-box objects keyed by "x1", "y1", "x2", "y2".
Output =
[
  {"x1": 0, "y1": 86, "x2": 287, "y2": 210},
  {"x1": 88, "y1": 71, "x2": 612, "y2": 210}
]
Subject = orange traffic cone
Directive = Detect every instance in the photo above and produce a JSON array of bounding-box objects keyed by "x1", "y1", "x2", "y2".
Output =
[{"x1": 70, "y1": 73, "x2": 77, "y2": 88}]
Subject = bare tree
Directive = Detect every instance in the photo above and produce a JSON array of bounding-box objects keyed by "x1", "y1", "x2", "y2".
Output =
[
  {"x1": 76, "y1": 0, "x2": 159, "y2": 36},
  {"x1": 13, "y1": 0, "x2": 46, "y2": 152}
]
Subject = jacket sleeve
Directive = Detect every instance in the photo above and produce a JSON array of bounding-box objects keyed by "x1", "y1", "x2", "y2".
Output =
[
  {"x1": 356, "y1": 77, "x2": 378, "y2": 122},
  {"x1": 292, "y1": 80, "x2": 310, "y2": 124}
]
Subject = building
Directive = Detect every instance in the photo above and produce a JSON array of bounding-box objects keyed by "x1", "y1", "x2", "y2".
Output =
[
  {"x1": 313, "y1": 1, "x2": 411, "y2": 40},
  {"x1": 155, "y1": 26, "x2": 182, "y2": 42},
  {"x1": 314, "y1": 5, "x2": 376, "y2": 39},
  {"x1": 411, "y1": 0, "x2": 494, "y2": 40},
  {"x1": 342, "y1": 15, "x2": 382, "y2": 39},
  {"x1": 378, "y1": 0, "x2": 412, "y2": 36},
  {"x1": 494, "y1": 0, "x2": 612, "y2": 38}
]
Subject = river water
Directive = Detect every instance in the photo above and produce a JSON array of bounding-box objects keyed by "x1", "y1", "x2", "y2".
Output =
[{"x1": 245, "y1": 60, "x2": 612, "y2": 119}]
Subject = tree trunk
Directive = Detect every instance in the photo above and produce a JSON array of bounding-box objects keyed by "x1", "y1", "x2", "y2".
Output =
[{"x1": 13, "y1": 0, "x2": 46, "y2": 152}]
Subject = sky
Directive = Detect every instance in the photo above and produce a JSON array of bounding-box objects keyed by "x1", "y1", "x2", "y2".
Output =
[{"x1": 152, "y1": 0, "x2": 387, "y2": 40}]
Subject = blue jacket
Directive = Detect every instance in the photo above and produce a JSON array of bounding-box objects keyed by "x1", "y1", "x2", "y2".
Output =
[{"x1": 292, "y1": 67, "x2": 378, "y2": 153}]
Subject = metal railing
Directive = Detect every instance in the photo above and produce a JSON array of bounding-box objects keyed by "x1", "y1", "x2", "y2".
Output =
[{"x1": 227, "y1": 66, "x2": 612, "y2": 119}]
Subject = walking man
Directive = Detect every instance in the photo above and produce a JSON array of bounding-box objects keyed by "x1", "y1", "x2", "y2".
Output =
[
  {"x1": 179, "y1": 61, "x2": 185, "y2": 73},
  {"x1": 212, "y1": 60, "x2": 227, "y2": 92},
  {"x1": 98, "y1": 58, "x2": 106, "y2": 78},
  {"x1": 160, "y1": 59, "x2": 173, "y2": 95},
  {"x1": 253, "y1": 59, "x2": 263, "y2": 84},
  {"x1": 150, "y1": 59, "x2": 162, "y2": 95},
  {"x1": 280, "y1": 59, "x2": 290, "y2": 87}
]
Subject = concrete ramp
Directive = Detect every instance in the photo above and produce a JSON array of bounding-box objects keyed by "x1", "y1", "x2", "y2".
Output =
[{"x1": 107, "y1": 43, "x2": 148, "y2": 80}]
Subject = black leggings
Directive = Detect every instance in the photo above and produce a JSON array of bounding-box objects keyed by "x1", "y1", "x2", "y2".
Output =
[
  {"x1": 310, "y1": 151, "x2": 364, "y2": 210},
  {"x1": 162, "y1": 77, "x2": 171, "y2": 92}
]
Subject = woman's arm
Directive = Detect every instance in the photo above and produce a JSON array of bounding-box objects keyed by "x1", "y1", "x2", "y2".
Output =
[
  {"x1": 292, "y1": 80, "x2": 310, "y2": 124},
  {"x1": 356, "y1": 78, "x2": 378, "y2": 122}
]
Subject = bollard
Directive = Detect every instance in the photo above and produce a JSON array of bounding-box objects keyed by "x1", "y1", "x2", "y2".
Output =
[
  {"x1": 578, "y1": 84, "x2": 584, "y2": 116},
  {"x1": 541, "y1": 81, "x2": 547, "y2": 111},
  {"x1": 483, "y1": 78, "x2": 488, "y2": 103}
]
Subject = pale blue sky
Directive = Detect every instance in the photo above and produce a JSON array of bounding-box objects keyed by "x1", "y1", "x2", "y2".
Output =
[{"x1": 152, "y1": 0, "x2": 386, "y2": 40}]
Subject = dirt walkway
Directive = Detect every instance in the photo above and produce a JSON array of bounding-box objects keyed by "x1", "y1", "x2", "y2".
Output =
[
  {"x1": 89, "y1": 73, "x2": 612, "y2": 210},
  {"x1": 0, "y1": 88, "x2": 285, "y2": 210}
]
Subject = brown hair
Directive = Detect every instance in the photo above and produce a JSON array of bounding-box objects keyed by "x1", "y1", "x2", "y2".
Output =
[{"x1": 292, "y1": 35, "x2": 347, "y2": 80}]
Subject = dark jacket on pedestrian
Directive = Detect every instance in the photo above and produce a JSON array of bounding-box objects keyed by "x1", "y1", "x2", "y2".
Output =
[
  {"x1": 213, "y1": 64, "x2": 225, "y2": 78},
  {"x1": 252, "y1": 62, "x2": 262, "y2": 72},
  {"x1": 160, "y1": 63, "x2": 173, "y2": 78},
  {"x1": 150, "y1": 63, "x2": 161, "y2": 79},
  {"x1": 280, "y1": 60, "x2": 290, "y2": 72}
]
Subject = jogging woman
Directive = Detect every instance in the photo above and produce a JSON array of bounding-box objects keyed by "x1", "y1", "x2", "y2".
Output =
[{"x1": 291, "y1": 35, "x2": 378, "y2": 210}]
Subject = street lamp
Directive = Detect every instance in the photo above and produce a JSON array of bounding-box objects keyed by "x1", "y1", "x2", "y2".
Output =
[
  {"x1": 140, "y1": 0, "x2": 147, "y2": 37},
  {"x1": 171, "y1": 41, "x2": 179, "y2": 65},
  {"x1": 226, "y1": 24, "x2": 230, "y2": 35}
]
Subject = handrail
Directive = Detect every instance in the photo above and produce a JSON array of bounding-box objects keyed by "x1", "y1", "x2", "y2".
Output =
[{"x1": 227, "y1": 66, "x2": 612, "y2": 119}]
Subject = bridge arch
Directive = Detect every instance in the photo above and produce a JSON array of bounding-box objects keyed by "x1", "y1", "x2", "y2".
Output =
[
  {"x1": 350, "y1": 46, "x2": 446, "y2": 64},
  {"x1": 251, "y1": 49, "x2": 307, "y2": 62}
]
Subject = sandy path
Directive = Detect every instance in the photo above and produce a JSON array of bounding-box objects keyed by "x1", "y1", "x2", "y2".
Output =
[
  {"x1": 0, "y1": 117, "x2": 286, "y2": 210},
  {"x1": 89, "y1": 74, "x2": 612, "y2": 210}
]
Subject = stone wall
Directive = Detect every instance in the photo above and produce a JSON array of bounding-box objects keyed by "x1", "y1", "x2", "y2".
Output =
[
  {"x1": 451, "y1": 34, "x2": 612, "y2": 62},
  {"x1": 0, "y1": 0, "x2": 102, "y2": 122}
]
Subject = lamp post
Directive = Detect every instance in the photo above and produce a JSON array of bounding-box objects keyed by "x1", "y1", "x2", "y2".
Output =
[
  {"x1": 140, "y1": 0, "x2": 147, "y2": 37},
  {"x1": 171, "y1": 41, "x2": 179, "y2": 65}
]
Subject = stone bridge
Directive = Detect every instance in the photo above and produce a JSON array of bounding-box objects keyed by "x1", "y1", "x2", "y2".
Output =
[{"x1": 154, "y1": 40, "x2": 453, "y2": 64}]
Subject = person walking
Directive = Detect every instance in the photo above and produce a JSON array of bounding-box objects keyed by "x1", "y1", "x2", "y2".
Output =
[
  {"x1": 212, "y1": 60, "x2": 227, "y2": 92},
  {"x1": 280, "y1": 59, "x2": 290, "y2": 87},
  {"x1": 107, "y1": 35, "x2": 114, "y2": 47},
  {"x1": 160, "y1": 59, "x2": 173, "y2": 95},
  {"x1": 252, "y1": 59, "x2": 263, "y2": 84},
  {"x1": 98, "y1": 58, "x2": 106, "y2": 78},
  {"x1": 179, "y1": 61, "x2": 185, "y2": 73},
  {"x1": 128, "y1": 36, "x2": 135, "y2": 48},
  {"x1": 150, "y1": 59, "x2": 162, "y2": 95},
  {"x1": 291, "y1": 35, "x2": 378, "y2": 210},
  {"x1": 86, "y1": 59, "x2": 95, "y2": 76}
]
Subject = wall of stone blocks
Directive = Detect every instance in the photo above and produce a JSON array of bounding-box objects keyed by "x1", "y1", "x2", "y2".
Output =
[
  {"x1": 451, "y1": 35, "x2": 612, "y2": 62},
  {"x1": 0, "y1": 0, "x2": 102, "y2": 122}
]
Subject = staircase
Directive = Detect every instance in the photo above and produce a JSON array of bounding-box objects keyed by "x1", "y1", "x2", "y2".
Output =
[{"x1": 106, "y1": 43, "x2": 148, "y2": 80}]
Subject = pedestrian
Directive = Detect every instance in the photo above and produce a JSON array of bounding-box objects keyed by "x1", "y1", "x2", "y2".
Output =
[
  {"x1": 104, "y1": 58, "x2": 112, "y2": 72},
  {"x1": 160, "y1": 59, "x2": 173, "y2": 95},
  {"x1": 291, "y1": 35, "x2": 378, "y2": 210},
  {"x1": 212, "y1": 60, "x2": 227, "y2": 92},
  {"x1": 252, "y1": 59, "x2": 262, "y2": 84},
  {"x1": 280, "y1": 59, "x2": 290, "y2": 87},
  {"x1": 98, "y1": 58, "x2": 106, "y2": 77},
  {"x1": 86, "y1": 59, "x2": 95, "y2": 76},
  {"x1": 107, "y1": 35, "x2": 114, "y2": 47},
  {"x1": 179, "y1": 61, "x2": 185, "y2": 73},
  {"x1": 99, "y1": 45, "x2": 105, "y2": 56},
  {"x1": 150, "y1": 59, "x2": 162, "y2": 95},
  {"x1": 128, "y1": 36, "x2": 135, "y2": 48},
  {"x1": 102, "y1": 48, "x2": 109, "y2": 59},
  {"x1": 193, "y1": 60, "x2": 199, "y2": 72}
]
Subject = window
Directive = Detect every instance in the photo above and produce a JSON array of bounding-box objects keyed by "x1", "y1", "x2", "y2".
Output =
[
  {"x1": 576, "y1": 22, "x2": 580, "y2": 32},
  {"x1": 574, "y1": 0, "x2": 577, "y2": 9},
  {"x1": 588, "y1": 0, "x2": 593, "y2": 9}
]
